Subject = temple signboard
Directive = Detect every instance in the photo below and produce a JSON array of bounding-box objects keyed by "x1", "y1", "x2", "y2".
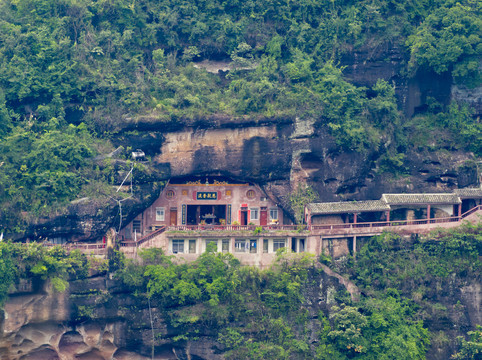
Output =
[{"x1": 196, "y1": 192, "x2": 218, "y2": 200}]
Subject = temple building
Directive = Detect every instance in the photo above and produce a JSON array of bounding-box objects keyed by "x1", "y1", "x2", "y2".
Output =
[
  {"x1": 119, "y1": 176, "x2": 286, "y2": 241},
  {"x1": 453, "y1": 188, "x2": 482, "y2": 213},
  {"x1": 306, "y1": 200, "x2": 390, "y2": 225},
  {"x1": 305, "y1": 192, "x2": 478, "y2": 226},
  {"x1": 382, "y1": 193, "x2": 461, "y2": 220},
  {"x1": 113, "y1": 185, "x2": 482, "y2": 266}
]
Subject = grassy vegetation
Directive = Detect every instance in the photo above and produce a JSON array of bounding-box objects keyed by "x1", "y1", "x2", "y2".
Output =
[{"x1": 329, "y1": 223, "x2": 482, "y2": 359}]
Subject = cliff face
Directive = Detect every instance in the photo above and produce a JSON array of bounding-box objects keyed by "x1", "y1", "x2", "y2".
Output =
[
  {"x1": 20, "y1": 44, "x2": 480, "y2": 242},
  {"x1": 0, "y1": 262, "x2": 480, "y2": 360},
  {"x1": 341, "y1": 43, "x2": 482, "y2": 118},
  {"x1": 0, "y1": 270, "x2": 340, "y2": 360},
  {"x1": 23, "y1": 117, "x2": 478, "y2": 242}
]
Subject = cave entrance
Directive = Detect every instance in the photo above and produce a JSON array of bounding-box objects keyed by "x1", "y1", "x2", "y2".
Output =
[{"x1": 186, "y1": 205, "x2": 227, "y2": 225}]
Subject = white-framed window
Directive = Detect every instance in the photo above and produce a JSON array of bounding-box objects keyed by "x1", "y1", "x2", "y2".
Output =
[
  {"x1": 189, "y1": 240, "x2": 196, "y2": 253},
  {"x1": 270, "y1": 208, "x2": 278, "y2": 220},
  {"x1": 172, "y1": 239, "x2": 184, "y2": 254},
  {"x1": 250, "y1": 208, "x2": 259, "y2": 220},
  {"x1": 235, "y1": 239, "x2": 247, "y2": 252},
  {"x1": 273, "y1": 239, "x2": 286, "y2": 251},
  {"x1": 222, "y1": 239, "x2": 230, "y2": 252},
  {"x1": 156, "y1": 207, "x2": 165, "y2": 221}
]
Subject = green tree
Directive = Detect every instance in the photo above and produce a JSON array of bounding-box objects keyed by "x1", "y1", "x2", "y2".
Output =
[
  {"x1": 0, "y1": 243, "x2": 17, "y2": 307},
  {"x1": 452, "y1": 325, "x2": 482, "y2": 360},
  {"x1": 407, "y1": 1, "x2": 482, "y2": 83},
  {"x1": 289, "y1": 184, "x2": 317, "y2": 224},
  {"x1": 328, "y1": 305, "x2": 369, "y2": 356}
]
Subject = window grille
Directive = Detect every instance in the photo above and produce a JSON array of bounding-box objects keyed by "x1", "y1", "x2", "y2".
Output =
[
  {"x1": 172, "y1": 240, "x2": 184, "y2": 254},
  {"x1": 273, "y1": 239, "x2": 285, "y2": 251},
  {"x1": 156, "y1": 207, "x2": 165, "y2": 221}
]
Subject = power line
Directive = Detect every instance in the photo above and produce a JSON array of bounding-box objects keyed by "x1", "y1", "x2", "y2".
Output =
[{"x1": 109, "y1": 162, "x2": 135, "y2": 234}]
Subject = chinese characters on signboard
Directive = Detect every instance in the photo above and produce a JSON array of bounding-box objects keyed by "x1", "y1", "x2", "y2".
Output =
[
  {"x1": 196, "y1": 192, "x2": 218, "y2": 200},
  {"x1": 181, "y1": 204, "x2": 186, "y2": 225}
]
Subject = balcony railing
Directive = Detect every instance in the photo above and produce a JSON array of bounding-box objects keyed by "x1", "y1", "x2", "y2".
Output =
[
  {"x1": 163, "y1": 205, "x2": 482, "y2": 235},
  {"x1": 166, "y1": 224, "x2": 309, "y2": 232},
  {"x1": 311, "y1": 205, "x2": 481, "y2": 232},
  {"x1": 28, "y1": 205, "x2": 482, "y2": 250}
]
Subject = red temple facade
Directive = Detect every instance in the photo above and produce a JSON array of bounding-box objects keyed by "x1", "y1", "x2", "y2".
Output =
[{"x1": 119, "y1": 177, "x2": 286, "y2": 241}]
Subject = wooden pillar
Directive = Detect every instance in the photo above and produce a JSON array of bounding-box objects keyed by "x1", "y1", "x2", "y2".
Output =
[
  {"x1": 427, "y1": 204, "x2": 431, "y2": 220},
  {"x1": 353, "y1": 212, "x2": 358, "y2": 224},
  {"x1": 386, "y1": 211, "x2": 390, "y2": 222},
  {"x1": 458, "y1": 203, "x2": 462, "y2": 217}
]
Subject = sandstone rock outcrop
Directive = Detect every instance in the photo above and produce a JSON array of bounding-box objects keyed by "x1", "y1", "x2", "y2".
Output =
[
  {"x1": 16, "y1": 42, "x2": 481, "y2": 243},
  {"x1": 0, "y1": 268, "x2": 357, "y2": 360}
]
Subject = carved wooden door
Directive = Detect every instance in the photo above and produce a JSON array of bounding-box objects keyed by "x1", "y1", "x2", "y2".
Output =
[
  {"x1": 170, "y1": 209, "x2": 177, "y2": 226},
  {"x1": 260, "y1": 209, "x2": 268, "y2": 225}
]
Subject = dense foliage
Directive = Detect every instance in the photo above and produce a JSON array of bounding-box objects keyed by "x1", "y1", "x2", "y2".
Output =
[
  {"x1": 452, "y1": 325, "x2": 482, "y2": 360},
  {"x1": 329, "y1": 223, "x2": 482, "y2": 359},
  {"x1": 110, "y1": 246, "x2": 431, "y2": 359},
  {"x1": 0, "y1": 241, "x2": 89, "y2": 307},
  {"x1": 407, "y1": 1, "x2": 482, "y2": 84},
  {"x1": 350, "y1": 223, "x2": 481, "y2": 294},
  {"x1": 0, "y1": 0, "x2": 481, "y2": 235},
  {"x1": 1, "y1": 226, "x2": 480, "y2": 358},
  {"x1": 289, "y1": 184, "x2": 317, "y2": 224}
]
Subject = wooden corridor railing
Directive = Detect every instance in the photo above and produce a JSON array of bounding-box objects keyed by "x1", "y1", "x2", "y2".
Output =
[
  {"x1": 163, "y1": 205, "x2": 482, "y2": 236},
  {"x1": 461, "y1": 204, "x2": 482, "y2": 218},
  {"x1": 310, "y1": 204, "x2": 482, "y2": 232},
  {"x1": 42, "y1": 242, "x2": 107, "y2": 250},
  {"x1": 36, "y1": 205, "x2": 480, "y2": 252}
]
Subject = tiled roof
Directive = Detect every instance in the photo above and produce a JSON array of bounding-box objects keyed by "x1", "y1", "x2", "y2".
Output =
[
  {"x1": 382, "y1": 193, "x2": 461, "y2": 205},
  {"x1": 307, "y1": 200, "x2": 390, "y2": 215},
  {"x1": 453, "y1": 188, "x2": 482, "y2": 198},
  {"x1": 306, "y1": 190, "x2": 477, "y2": 215}
]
